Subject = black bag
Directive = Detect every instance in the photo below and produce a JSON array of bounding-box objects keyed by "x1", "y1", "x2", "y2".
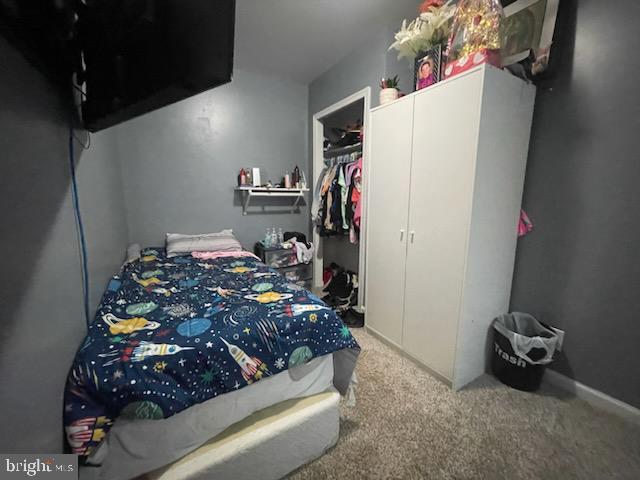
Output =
[
  {"x1": 322, "y1": 264, "x2": 358, "y2": 317},
  {"x1": 284, "y1": 231, "x2": 309, "y2": 246}
]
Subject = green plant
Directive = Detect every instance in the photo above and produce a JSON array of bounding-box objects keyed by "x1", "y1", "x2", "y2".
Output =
[{"x1": 380, "y1": 76, "x2": 400, "y2": 89}]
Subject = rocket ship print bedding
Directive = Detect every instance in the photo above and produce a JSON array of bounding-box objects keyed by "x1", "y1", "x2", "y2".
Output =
[{"x1": 64, "y1": 248, "x2": 360, "y2": 458}]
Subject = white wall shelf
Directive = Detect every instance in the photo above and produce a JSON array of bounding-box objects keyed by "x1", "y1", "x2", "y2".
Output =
[{"x1": 235, "y1": 187, "x2": 309, "y2": 215}]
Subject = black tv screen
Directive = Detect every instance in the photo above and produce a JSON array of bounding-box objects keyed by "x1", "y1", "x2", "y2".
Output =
[
  {"x1": 0, "y1": 1, "x2": 75, "y2": 89},
  {"x1": 77, "y1": 0, "x2": 235, "y2": 131}
]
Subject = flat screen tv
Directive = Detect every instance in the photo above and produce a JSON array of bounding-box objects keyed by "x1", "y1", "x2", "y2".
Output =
[
  {"x1": 0, "y1": 0, "x2": 235, "y2": 132},
  {"x1": 77, "y1": 0, "x2": 235, "y2": 131}
]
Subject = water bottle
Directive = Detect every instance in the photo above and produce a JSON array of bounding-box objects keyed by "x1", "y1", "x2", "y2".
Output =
[
  {"x1": 270, "y1": 228, "x2": 278, "y2": 246},
  {"x1": 264, "y1": 228, "x2": 271, "y2": 247},
  {"x1": 277, "y1": 228, "x2": 284, "y2": 244}
]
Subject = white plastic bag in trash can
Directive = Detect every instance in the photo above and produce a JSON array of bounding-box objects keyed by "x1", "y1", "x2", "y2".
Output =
[{"x1": 493, "y1": 312, "x2": 559, "y2": 365}]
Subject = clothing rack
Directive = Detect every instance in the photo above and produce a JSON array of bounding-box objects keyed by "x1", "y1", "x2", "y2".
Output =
[
  {"x1": 324, "y1": 151, "x2": 360, "y2": 167},
  {"x1": 323, "y1": 142, "x2": 362, "y2": 158}
]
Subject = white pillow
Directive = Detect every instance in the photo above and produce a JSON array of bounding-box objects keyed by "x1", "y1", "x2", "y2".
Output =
[
  {"x1": 124, "y1": 243, "x2": 141, "y2": 264},
  {"x1": 165, "y1": 230, "x2": 242, "y2": 257}
]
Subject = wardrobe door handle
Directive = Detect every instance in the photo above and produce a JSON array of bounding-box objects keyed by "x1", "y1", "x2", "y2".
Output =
[
  {"x1": 410, "y1": 231, "x2": 415, "y2": 243},
  {"x1": 400, "y1": 229, "x2": 405, "y2": 242}
]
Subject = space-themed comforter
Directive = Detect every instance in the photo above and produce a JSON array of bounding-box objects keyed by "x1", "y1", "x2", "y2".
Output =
[{"x1": 64, "y1": 248, "x2": 360, "y2": 457}]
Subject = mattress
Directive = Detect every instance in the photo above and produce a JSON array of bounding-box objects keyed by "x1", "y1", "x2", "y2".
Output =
[
  {"x1": 143, "y1": 390, "x2": 341, "y2": 480},
  {"x1": 64, "y1": 248, "x2": 359, "y2": 462},
  {"x1": 79, "y1": 353, "x2": 334, "y2": 480}
]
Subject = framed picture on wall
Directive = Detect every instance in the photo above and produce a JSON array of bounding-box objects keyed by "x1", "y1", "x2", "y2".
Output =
[
  {"x1": 414, "y1": 45, "x2": 442, "y2": 92},
  {"x1": 501, "y1": 0, "x2": 560, "y2": 75}
]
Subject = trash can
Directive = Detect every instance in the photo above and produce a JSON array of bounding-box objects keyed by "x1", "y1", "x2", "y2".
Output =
[{"x1": 491, "y1": 312, "x2": 559, "y2": 392}]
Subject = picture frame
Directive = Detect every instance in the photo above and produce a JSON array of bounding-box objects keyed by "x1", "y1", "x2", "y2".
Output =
[
  {"x1": 501, "y1": 0, "x2": 560, "y2": 74},
  {"x1": 414, "y1": 45, "x2": 442, "y2": 92}
]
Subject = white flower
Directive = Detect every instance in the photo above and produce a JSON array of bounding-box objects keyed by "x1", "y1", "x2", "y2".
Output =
[{"x1": 389, "y1": 1, "x2": 456, "y2": 60}]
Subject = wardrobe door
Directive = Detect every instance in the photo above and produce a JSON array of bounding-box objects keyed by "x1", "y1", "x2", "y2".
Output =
[
  {"x1": 402, "y1": 71, "x2": 483, "y2": 380},
  {"x1": 365, "y1": 99, "x2": 414, "y2": 346}
]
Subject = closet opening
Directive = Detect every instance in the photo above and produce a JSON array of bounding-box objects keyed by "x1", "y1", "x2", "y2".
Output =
[{"x1": 311, "y1": 88, "x2": 371, "y2": 313}]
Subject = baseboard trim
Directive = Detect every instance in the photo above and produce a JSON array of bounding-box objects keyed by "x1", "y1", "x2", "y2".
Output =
[{"x1": 544, "y1": 369, "x2": 640, "y2": 426}]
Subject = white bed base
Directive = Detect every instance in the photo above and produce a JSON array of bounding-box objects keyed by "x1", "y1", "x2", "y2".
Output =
[{"x1": 144, "y1": 390, "x2": 340, "y2": 480}]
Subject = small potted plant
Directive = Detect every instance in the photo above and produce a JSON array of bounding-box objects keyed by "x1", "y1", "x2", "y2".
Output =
[{"x1": 379, "y1": 76, "x2": 400, "y2": 105}]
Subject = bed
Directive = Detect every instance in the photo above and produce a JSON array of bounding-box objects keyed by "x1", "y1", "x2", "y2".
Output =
[{"x1": 64, "y1": 248, "x2": 359, "y2": 479}]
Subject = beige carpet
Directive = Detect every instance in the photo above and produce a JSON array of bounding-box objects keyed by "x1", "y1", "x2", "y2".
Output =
[{"x1": 289, "y1": 329, "x2": 640, "y2": 480}]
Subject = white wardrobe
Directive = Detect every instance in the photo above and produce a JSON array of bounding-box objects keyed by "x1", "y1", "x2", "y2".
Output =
[{"x1": 365, "y1": 65, "x2": 535, "y2": 390}]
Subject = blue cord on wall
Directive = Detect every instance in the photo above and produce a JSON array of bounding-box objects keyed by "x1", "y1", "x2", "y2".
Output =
[{"x1": 68, "y1": 127, "x2": 91, "y2": 328}]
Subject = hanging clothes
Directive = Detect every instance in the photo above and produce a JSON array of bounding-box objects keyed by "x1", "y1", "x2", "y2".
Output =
[
  {"x1": 315, "y1": 156, "x2": 364, "y2": 243},
  {"x1": 339, "y1": 167, "x2": 348, "y2": 232},
  {"x1": 311, "y1": 165, "x2": 328, "y2": 225},
  {"x1": 317, "y1": 165, "x2": 338, "y2": 235},
  {"x1": 350, "y1": 157, "x2": 363, "y2": 243},
  {"x1": 518, "y1": 209, "x2": 534, "y2": 237}
]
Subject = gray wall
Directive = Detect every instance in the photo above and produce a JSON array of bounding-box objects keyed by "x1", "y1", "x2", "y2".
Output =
[
  {"x1": 309, "y1": 30, "x2": 386, "y2": 116},
  {"x1": 0, "y1": 38, "x2": 128, "y2": 453},
  {"x1": 308, "y1": 0, "x2": 420, "y2": 116},
  {"x1": 510, "y1": 0, "x2": 640, "y2": 408},
  {"x1": 307, "y1": 0, "x2": 418, "y2": 273},
  {"x1": 76, "y1": 129, "x2": 130, "y2": 310},
  {"x1": 112, "y1": 67, "x2": 309, "y2": 249}
]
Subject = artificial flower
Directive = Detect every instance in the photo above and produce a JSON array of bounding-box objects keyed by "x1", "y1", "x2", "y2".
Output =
[{"x1": 389, "y1": 0, "x2": 456, "y2": 60}]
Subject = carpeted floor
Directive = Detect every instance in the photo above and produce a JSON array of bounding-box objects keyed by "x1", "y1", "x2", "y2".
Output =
[{"x1": 289, "y1": 329, "x2": 640, "y2": 480}]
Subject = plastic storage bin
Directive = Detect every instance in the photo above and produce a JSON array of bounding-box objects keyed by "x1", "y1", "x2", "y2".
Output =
[
  {"x1": 254, "y1": 242, "x2": 313, "y2": 290},
  {"x1": 255, "y1": 243, "x2": 299, "y2": 268},
  {"x1": 279, "y1": 264, "x2": 312, "y2": 284}
]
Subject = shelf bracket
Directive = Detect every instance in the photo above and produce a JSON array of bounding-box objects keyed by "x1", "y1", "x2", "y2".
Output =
[
  {"x1": 236, "y1": 187, "x2": 309, "y2": 216},
  {"x1": 242, "y1": 190, "x2": 251, "y2": 216},
  {"x1": 292, "y1": 195, "x2": 302, "y2": 213}
]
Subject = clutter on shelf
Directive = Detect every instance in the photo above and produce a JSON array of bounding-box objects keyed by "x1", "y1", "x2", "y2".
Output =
[
  {"x1": 444, "y1": 0, "x2": 504, "y2": 78},
  {"x1": 388, "y1": 0, "x2": 560, "y2": 87},
  {"x1": 263, "y1": 227, "x2": 284, "y2": 247},
  {"x1": 236, "y1": 166, "x2": 306, "y2": 190},
  {"x1": 255, "y1": 231, "x2": 314, "y2": 288},
  {"x1": 323, "y1": 121, "x2": 362, "y2": 153},
  {"x1": 259, "y1": 230, "x2": 313, "y2": 264}
]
